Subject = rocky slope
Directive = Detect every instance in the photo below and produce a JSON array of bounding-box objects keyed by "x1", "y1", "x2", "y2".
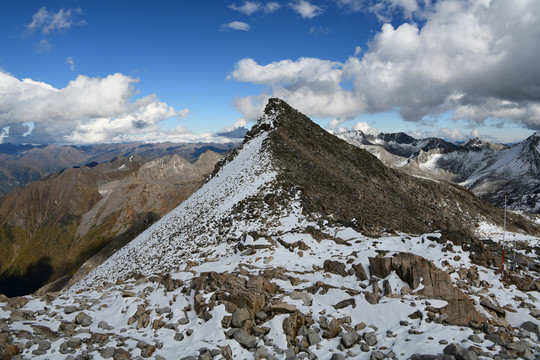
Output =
[
  {"x1": 0, "y1": 99, "x2": 539, "y2": 360},
  {"x1": 0, "y1": 142, "x2": 236, "y2": 197},
  {"x1": 0, "y1": 151, "x2": 222, "y2": 297},
  {"x1": 337, "y1": 131, "x2": 540, "y2": 214}
]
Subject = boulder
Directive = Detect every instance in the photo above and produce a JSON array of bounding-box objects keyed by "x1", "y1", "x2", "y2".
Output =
[{"x1": 323, "y1": 260, "x2": 348, "y2": 277}]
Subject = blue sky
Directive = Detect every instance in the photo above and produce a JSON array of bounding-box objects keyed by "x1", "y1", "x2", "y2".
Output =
[{"x1": 0, "y1": 0, "x2": 539, "y2": 144}]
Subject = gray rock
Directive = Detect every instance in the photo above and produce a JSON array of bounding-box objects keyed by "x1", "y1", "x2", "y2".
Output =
[
  {"x1": 178, "y1": 318, "x2": 190, "y2": 325},
  {"x1": 233, "y1": 329, "x2": 257, "y2": 349},
  {"x1": 38, "y1": 340, "x2": 51, "y2": 351},
  {"x1": 443, "y1": 343, "x2": 478, "y2": 360},
  {"x1": 254, "y1": 346, "x2": 269, "y2": 359},
  {"x1": 360, "y1": 342, "x2": 370, "y2": 352},
  {"x1": 520, "y1": 321, "x2": 540, "y2": 337},
  {"x1": 341, "y1": 331, "x2": 359, "y2": 348},
  {"x1": 330, "y1": 354, "x2": 345, "y2": 360},
  {"x1": 74, "y1": 312, "x2": 92, "y2": 327},
  {"x1": 232, "y1": 308, "x2": 251, "y2": 328},
  {"x1": 285, "y1": 347, "x2": 296, "y2": 360},
  {"x1": 98, "y1": 320, "x2": 113, "y2": 331},
  {"x1": 67, "y1": 337, "x2": 81, "y2": 348},
  {"x1": 306, "y1": 330, "x2": 321, "y2": 346},
  {"x1": 101, "y1": 347, "x2": 116, "y2": 358},
  {"x1": 519, "y1": 348, "x2": 534, "y2": 360},
  {"x1": 64, "y1": 306, "x2": 78, "y2": 314},
  {"x1": 174, "y1": 332, "x2": 184, "y2": 341},
  {"x1": 256, "y1": 311, "x2": 268, "y2": 321},
  {"x1": 370, "y1": 351, "x2": 385, "y2": 360},
  {"x1": 468, "y1": 334, "x2": 482, "y2": 343},
  {"x1": 363, "y1": 332, "x2": 377, "y2": 346}
]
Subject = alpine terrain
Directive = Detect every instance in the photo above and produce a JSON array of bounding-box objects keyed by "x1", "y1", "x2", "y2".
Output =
[
  {"x1": 336, "y1": 131, "x2": 540, "y2": 214},
  {"x1": 1, "y1": 99, "x2": 539, "y2": 360},
  {"x1": 0, "y1": 151, "x2": 222, "y2": 297}
]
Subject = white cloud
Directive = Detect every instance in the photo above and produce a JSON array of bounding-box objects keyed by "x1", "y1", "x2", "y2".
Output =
[
  {"x1": 407, "y1": 128, "x2": 485, "y2": 142},
  {"x1": 221, "y1": 21, "x2": 251, "y2": 31},
  {"x1": 0, "y1": 71, "x2": 200, "y2": 144},
  {"x1": 229, "y1": 1, "x2": 281, "y2": 15},
  {"x1": 66, "y1": 57, "x2": 75, "y2": 71},
  {"x1": 290, "y1": 0, "x2": 324, "y2": 19},
  {"x1": 352, "y1": 121, "x2": 380, "y2": 135},
  {"x1": 27, "y1": 7, "x2": 85, "y2": 35},
  {"x1": 230, "y1": 0, "x2": 540, "y2": 131}
]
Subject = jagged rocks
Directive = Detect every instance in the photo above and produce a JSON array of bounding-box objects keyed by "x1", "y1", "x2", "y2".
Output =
[{"x1": 368, "y1": 252, "x2": 484, "y2": 326}]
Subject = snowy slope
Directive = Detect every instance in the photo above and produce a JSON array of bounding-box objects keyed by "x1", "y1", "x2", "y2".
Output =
[{"x1": 1, "y1": 100, "x2": 539, "y2": 360}]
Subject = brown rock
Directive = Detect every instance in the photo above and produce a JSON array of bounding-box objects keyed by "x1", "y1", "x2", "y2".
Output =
[
  {"x1": 137, "y1": 313, "x2": 150, "y2": 329},
  {"x1": 1, "y1": 344, "x2": 19, "y2": 359},
  {"x1": 266, "y1": 303, "x2": 297, "y2": 314},
  {"x1": 352, "y1": 263, "x2": 368, "y2": 281},
  {"x1": 323, "y1": 260, "x2": 348, "y2": 277},
  {"x1": 6, "y1": 297, "x2": 28, "y2": 309},
  {"x1": 368, "y1": 255, "x2": 392, "y2": 278},
  {"x1": 322, "y1": 317, "x2": 341, "y2": 339}
]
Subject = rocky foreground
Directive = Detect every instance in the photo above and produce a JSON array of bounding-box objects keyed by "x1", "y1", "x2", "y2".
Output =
[{"x1": 0, "y1": 224, "x2": 539, "y2": 359}]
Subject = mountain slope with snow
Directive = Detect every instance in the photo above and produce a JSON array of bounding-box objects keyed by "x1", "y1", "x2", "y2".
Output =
[{"x1": 1, "y1": 99, "x2": 539, "y2": 360}]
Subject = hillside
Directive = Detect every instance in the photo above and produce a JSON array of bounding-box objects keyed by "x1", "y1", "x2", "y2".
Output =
[
  {"x1": 0, "y1": 151, "x2": 222, "y2": 296},
  {"x1": 0, "y1": 99, "x2": 538, "y2": 360}
]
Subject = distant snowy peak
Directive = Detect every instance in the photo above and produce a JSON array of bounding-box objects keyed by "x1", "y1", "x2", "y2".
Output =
[
  {"x1": 463, "y1": 137, "x2": 509, "y2": 151},
  {"x1": 337, "y1": 130, "x2": 458, "y2": 158}
]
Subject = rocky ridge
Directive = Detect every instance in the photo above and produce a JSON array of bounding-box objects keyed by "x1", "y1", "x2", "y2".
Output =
[{"x1": 0, "y1": 99, "x2": 539, "y2": 359}]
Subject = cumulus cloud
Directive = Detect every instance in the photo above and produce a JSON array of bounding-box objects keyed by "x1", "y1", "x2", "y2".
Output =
[
  {"x1": 290, "y1": 0, "x2": 324, "y2": 18},
  {"x1": 0, "y1": 71, "x2": 198, "y2": 144},
  {"x1": 221, "y1": 21, "x2": 251, "y2": 31},
  {"x1": 27, "y1": 7, "x2": 85, "y2": 35},
  {"x1": 229, "y1": 1, "x2": 281, "y2": 15},
  {"x1": 230, "y1": 0, "x2": 540, "y2": 131},
  {"x1": 407, "y1": 128, "x2": 490, "y2": 142}
]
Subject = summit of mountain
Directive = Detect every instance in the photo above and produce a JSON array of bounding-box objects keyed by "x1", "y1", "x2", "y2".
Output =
[
  {"x1": 1, "y1": 99, "x2": 539, "y2": 360},
  {"x1": 75, "y1": 98, "x2": 537, "y2": 288}
]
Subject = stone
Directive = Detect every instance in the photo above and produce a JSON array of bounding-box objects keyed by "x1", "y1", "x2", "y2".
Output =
[
  {"x1": 306, "y1": 330, "x2": 321, "y2": 346},
  {"x1": 520, "y1": 321, "x2": 540, "y2": 337},
  {"x1": 363, "y1": 332, "x2": 377, "y2": 346},
  {"x1": 341, "y1": 331, "x2": 359, "y2": 348},
  {"x1": 233, "y1": 329, "x2": 258, "y2": 349},
  {"x1": 323, "y1": 260, "x2": 348, "y2": 277},
  {"x1": 443, "y1": 343, "x2": 478, "y2": 360},
  {"x1": 178, "y1": 318, "x2": 190, "y2": 325},
  {"x1": 256, "y1": 311, "x2": 268, "y2": 321},
  {"x1": 322, "y1": 317, "x2": 341, "y2": 339},
  {"x1": 333, "y1": 298, "x2": 356, "y2": 310},
  {"x1": 64, "y1": 305, "x2": 78, "y2": 314},
  {"x1": 370, "y1": 351, "x2": 385, "y2": 360},
  {"x1": 74, "y1": 312, "x2": 93, "y2": 327},
  {"x1": 98, "y1": 320, "x2": 113, "y2": 331},
  {"x1": 67, "y1": 337, "x2": 81, "y2": 348},
  {"x1": 232, "y1": 308, "x2": 251, "y2": 328},
  {"x1": 290, "y1": 291, "x2": 312, "y2": 306},
  {"x1": 364, "y1": 293, "x2": 378, "y2": 305},
  {"x1": 101, "y1": 347, "x2": 116, "y2": 358},
  {"x1": 174, "y1": 333, "x2": 185, "y2": 341},
  {"x1": 353, "y1": 263, "x2": 368, "y2": 281},
  {"x1": 330, "y1": 354, "x2": 345, "y2": 360},
  {"x1": 38, "y1": 341, "x2": 51, "y2": 351}
]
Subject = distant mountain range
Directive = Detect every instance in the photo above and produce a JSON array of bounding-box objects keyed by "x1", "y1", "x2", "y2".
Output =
[
  {"x1": 337, "y1": 131, "x2": 540, "y2": 214},
  {"x1": 0, "y1": 141, "x2": 237, "y2": 196},
  {"x1": 0, "y1": 150, "x2": 223, "y2": 296}
]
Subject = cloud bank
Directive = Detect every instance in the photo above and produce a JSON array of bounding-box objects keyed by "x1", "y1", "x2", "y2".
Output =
[
  {"x1": 0, "y1": 72, "x2": 206, "y2": 144},
  {"x1": 230, "y1": 0, "x2": 540, "y2": 131}
]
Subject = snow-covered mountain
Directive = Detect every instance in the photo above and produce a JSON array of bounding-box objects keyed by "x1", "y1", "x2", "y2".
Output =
[
  {"x1": 338, "y1": 131, "x2": 540, "y2": 214},
  {"x1": 1, "y1": 99, "x2": 539, "y2": 360}
]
